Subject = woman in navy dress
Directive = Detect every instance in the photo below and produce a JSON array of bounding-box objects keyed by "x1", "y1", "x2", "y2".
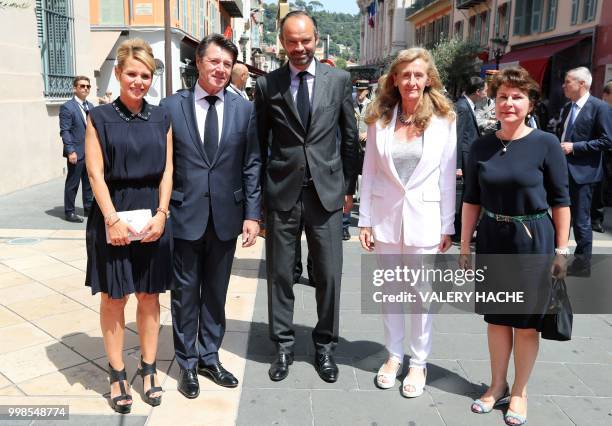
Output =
[
  {"x1": 85, "y1": 39, "x2": 173, "y2": 413},
  {"x1": 460, "y1": 68, "x2": 570, "y2": 425}
]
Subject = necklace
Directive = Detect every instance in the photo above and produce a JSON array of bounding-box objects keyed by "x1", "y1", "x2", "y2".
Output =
[
  {"x1": 398, "y1": 109, "x2": 415, "y2": 126},
  {"x1": 498, "y1": 136, "x2": 512, "y2": 152}
]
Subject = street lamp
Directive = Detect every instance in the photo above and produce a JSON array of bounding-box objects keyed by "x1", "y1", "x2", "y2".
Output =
[
  {"x1": 491, "y1": 35, "x2": 509, "y2": 70},
  {"x1": 239, "y1": 31, "x2": 250, "y2": 64}
]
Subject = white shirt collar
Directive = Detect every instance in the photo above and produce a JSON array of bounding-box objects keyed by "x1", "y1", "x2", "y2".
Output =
[
  {"x1": 574, "y1": 91, "x2": 590, "y2": 109},
  {"x1": 194, "y1": 81, "x2": 225, "y2": 104},
  {"x1": 289, "y1": 59, "x2": 317, "y2": 80},
  {"x1": 463, "y1": 94, "x2": 475, "y2": 111},
  {"x1": 74, "y1": 96, "x2": 87, "y2": 105}
]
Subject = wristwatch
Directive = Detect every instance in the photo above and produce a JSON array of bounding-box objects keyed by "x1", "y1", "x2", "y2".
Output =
[
  {"x1": 554, "y1": 247, "x2": 570, "y2": 256},
  {"x1": 156, "y1": 207, "x2": 170, "y2": 219}
]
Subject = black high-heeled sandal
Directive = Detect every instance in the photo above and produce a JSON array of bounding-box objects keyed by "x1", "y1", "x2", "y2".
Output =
[
  {"x1": 108, "y1": 364, "x2": 132, "y2": 414},
  {"x1": 137, "y1": 356, "x2": 163, "y2": 406}
]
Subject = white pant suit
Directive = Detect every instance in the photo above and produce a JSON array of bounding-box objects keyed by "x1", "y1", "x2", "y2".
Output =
[{"x1": 358, "y1": 107, "x2": 457, "y2": 368}]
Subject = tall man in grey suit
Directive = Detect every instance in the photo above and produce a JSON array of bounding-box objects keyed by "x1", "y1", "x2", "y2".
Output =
[
  {"x1": 59, "y1": 76, "x2": 94, "y2": 223},
  {"x1": 162, "y1": 34, "x2": 261, "y2": 398},
  {"x1": 254, "y1": 11, "x2": 358, "y2": 383}
]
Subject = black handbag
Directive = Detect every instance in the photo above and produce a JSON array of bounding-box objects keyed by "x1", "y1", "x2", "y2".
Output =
[{"x1": 541, "y1": 278, "x2": 573, "y2": 341}]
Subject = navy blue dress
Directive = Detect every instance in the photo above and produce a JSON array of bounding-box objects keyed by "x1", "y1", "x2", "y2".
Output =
[
  {"x1": 463, "y1": 129, "x2": 570, "y2": 329},
  {"x1": 85, "y1": 98, "x2": 173, "y2": 298}
]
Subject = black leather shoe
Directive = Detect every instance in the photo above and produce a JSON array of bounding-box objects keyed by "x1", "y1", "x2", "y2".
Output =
[
  {"x1": 567, "y1": 261, "x2": 591, "y2": 277},
  {"x1": 268, "y1": 352, "x2": 293, "y2": 382},
  {"x1": 592, "y1": 222, "x2": 604, "y2": 233},
  {"x1": 198, "y1": 361, "x2": 238, "y2": 388},
  {"x1": 65, "y1": 212, "x2": 83, "y2": 223},
  {"x1": 314, "y1": 352, "x2": 338, "y2": 383},
  {"x1": 343, "y1": 228, "x2": 351, "y2": 241},
  {"x1": 178, "y1": 368, "x2": 199, "y2": 399}
]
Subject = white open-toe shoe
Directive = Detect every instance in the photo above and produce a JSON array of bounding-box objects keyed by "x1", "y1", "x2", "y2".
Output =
[
  {"x1": 401, "y1": 366, "x2": 427, "y2": 398},
  {"x1": 375, "y1": 356, "x2": 402, "y2": 389}
]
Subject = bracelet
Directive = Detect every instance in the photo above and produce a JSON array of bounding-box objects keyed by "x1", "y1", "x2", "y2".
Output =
[
  {"x1": 555, "y1": 247, "x2": 570, "y2": 256},
  {"x1": 108, "y1": 216, "x2": 120, "y2": 227},
  {"x1": 104, "y1": 212, "x2": 118, "y2": 226},
  {"x1": 156, "y1": 207, "x2": 170, "y2": 219}
]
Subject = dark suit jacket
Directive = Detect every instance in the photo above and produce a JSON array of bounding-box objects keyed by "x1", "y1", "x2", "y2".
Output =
[
  {"x1": 455, "y1": 96, "x2": 481, "y2": 170},
  {"x1": 254, "y1": 61, "x2": 359, "y2": 212},
  {"x1": 161, "y1": 89, "x2": 262, "y2": 241},
  {"x1": 557, "y1": 95, "x2": 612, "y2": 184},
  {"x1": 59, "y1": 98, "x2": 94, "y2": 160}
]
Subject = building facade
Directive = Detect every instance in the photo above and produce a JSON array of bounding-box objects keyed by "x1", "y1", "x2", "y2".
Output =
[
  {"x1": 451, "y1": 0, "x2": 610, "y2": 116},
  {"x1": 0, "y1": 1, "x2": 96, "y2": 195},
  {"x1": 90, "y1": 0, "x2": 245, "y2": 105}
]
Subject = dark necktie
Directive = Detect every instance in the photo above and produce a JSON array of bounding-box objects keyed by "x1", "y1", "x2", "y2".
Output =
[
  {"x1": 358, "y1": 103, "x2": 363, "y2": 113},
  {"x1": 82, "y1": 101, "x2": 89, "y2": 116},
  {"x1": 296, "y1": 71, "x2": 310, "y2": 129},
  {"x1": 204, "y1": 95, "x2": 219, "y2": 162},
  {"x1": 564, "y1": 103, "x2": 577, "y2": 140}
]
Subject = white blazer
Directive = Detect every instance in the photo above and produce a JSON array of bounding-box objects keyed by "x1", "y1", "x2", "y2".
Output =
[{"x1": 358, "y1": 104, "x2": 457, "y2": 247}]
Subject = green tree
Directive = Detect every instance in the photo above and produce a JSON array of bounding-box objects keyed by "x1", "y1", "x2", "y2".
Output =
[
  {"x1": 431, "y1": 37, "x2": 483, "y2": 98},
  {"x1": 335, "y1": 57, "x2": 347, "y2": 70}
]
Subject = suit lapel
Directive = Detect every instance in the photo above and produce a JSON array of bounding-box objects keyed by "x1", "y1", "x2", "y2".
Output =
[
  {"x1": 71, "y1": 99, "x2": 86, "y2": 126},
  {"x1": 311, "y1": 61, "x2": 328, "y2": 118},
  {"x1": 180, "y1": 89, "x2": 208, "y2": 164},
  {"x1": 382, "y1": 105, "x2": 404, "y2": 189},
  {"x1": 279, "y1": 65, "x2": 305, "y2": 132},
  {"x1": 212, "y1": 92, "x2": 236, "y2": 166}
]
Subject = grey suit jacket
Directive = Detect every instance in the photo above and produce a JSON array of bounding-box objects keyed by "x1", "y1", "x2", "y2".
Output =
[{"x1": 254, "y1": 61, "x2": 359, "y2": 212}]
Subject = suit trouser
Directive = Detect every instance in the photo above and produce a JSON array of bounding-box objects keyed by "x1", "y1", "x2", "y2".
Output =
[
  {"x1": 569, "y1": 174, "x2": 595, "y2": 259},
  {"x1": 64, "y1": 158, "x2": 92, "y2": 214},
  {"x1": 266, "y1": 185, "x2": 343, "y2": 355},
  {"x1": 591, "y1": 153, "x2": 612, "y2": 225},
  {"x1": 171, "y1": 217, "x2": 237, "y2": 369},
  {"x1": 375, "y1": 241, "x2": 437, "y2": 368}
]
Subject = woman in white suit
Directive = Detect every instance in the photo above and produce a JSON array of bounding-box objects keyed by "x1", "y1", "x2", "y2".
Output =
[{"x1": 358, "y1": 48, "x2": 456, "y2": 398}]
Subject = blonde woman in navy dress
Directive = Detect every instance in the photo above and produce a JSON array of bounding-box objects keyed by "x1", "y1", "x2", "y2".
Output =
[
  {"x1": 85, "y1": 39, "x2": 173, "y2": 413},
  {"x1": 359, "y1": 48, "x2": 456, "y2": 398}
]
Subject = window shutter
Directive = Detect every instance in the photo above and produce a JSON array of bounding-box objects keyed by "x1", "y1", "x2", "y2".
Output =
[
  {"x1": 513, "y1": 0, "x2": 525, "y2": 35},
  {"x1": 571, "y1": 0, "x2": 579, "y2": 24},
  {"x1": 531, "y1": 0, "x2": 543, "y2": 33},
  {"x1": 546, "y1": 0, "x2": 558, "y2": 31}
]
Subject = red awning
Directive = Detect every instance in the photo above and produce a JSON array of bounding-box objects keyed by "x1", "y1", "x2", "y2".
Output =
[{"x1": 500, "y1": 36, "x2": 588, "y2": 84}]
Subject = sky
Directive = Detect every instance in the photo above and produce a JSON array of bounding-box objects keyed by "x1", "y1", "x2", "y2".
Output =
[{"x1": 264, "y1": 0, "x2": 359, "y2": 15}]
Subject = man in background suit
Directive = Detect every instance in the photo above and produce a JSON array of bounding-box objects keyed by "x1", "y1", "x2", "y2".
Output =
[
  {"x1": 226, "y1": 63, "x2": 250, "y2": 100},
  {"x1": 59, "y1": 76, "x2": 94, "y2": 223},
  {"x1": 453, "y1": 76, "x2": 486, "y2": 240},
  {"x1": 254, "y1": 11, "x2": 358, "y2": 383},
  {"x1": 590, "y1": 80, "x2": 612, "y2": 232},
  {"x1": 559, "y1": 67, "x2": 612, "y2": 274},
  {"x1": 162, "y1": 34, "x2": 261, "y2": 398}
]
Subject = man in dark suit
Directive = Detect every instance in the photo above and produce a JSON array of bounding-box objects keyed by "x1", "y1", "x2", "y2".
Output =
[
  {"x1": 59, "y1": 76, "x2": 94, "y2": 223},
  {"x1": 454, "y1": 76, "x2": 486, "y2": 240},
  {"x1": 559, "y1": 67, "x2": 612, "y2": 274},
  {"x1": 590, "y1": 81, "x2": 612, "y2": 232},
  {"x1": 161, "y1": 34, "x2": 261, "y2": 398},
  {"x1": 254, "y1": 11, "x2": 358, "y2": 383}
]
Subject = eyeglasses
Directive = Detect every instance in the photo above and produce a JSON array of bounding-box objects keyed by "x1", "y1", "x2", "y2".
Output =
[{"x1": 78, "y1": 84, "x2": 91, "y2": 89}]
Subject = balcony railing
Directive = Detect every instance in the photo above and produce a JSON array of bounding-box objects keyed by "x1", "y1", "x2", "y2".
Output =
[
  {"x1": 405, "y1": 0, "x2": 438, "y2": 18},
  {"x1": 456, "y1": 0, "x2": 487, "y2": 9}
]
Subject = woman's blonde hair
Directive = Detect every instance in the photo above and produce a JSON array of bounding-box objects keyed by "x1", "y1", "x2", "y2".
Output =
[
  {"x1": 365, "y1": 48, "x2": 454, "y2": 132},
  {"x1": 116, "y1": 38, "x2": 155, "y2": 74}
]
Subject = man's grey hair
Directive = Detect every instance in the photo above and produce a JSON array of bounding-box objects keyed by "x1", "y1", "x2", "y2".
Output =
[{"x1": 567, "y1": 66, "x2": 592, "y2": 89}]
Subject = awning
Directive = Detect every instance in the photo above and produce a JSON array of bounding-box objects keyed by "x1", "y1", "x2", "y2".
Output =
[
  {"x1": 499, "y1": 36, "x2": 588, "y2": 84},
  {"x1": 90, "y1": 31, "x2": 122, "y2": 72}
]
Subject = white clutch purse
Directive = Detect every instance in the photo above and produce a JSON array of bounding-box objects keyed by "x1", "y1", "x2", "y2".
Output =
[{"x1": 105, "y1": 209, "x2": 152, "y2": 243}]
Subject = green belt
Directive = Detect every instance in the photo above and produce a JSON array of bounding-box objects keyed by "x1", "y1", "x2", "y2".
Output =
[{"x1": 483, "y1": 208, "x2": 548, "y2": 223}]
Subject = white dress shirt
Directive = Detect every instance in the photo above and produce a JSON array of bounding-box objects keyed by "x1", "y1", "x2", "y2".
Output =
[
  {"x1": 194, "y1": 81, "x2": 224, "y2": 146},
  {"x1": 561, "y1": 91, "x2": 590, "y2": 141},
  {"x1": 75, "y1": 96, "x2": 88, "y2": 122},
  {"x1": 288, "y1": 60, "x2": 316, "y2": 106}
]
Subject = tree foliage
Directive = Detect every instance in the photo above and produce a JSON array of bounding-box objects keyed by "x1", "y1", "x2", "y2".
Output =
[
  {"x1": 262, "y1": 1, "x2": 360, "y2": 60},
  {"x1": 430, "y1": 37, "x2": 484, "y2": 98}
]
